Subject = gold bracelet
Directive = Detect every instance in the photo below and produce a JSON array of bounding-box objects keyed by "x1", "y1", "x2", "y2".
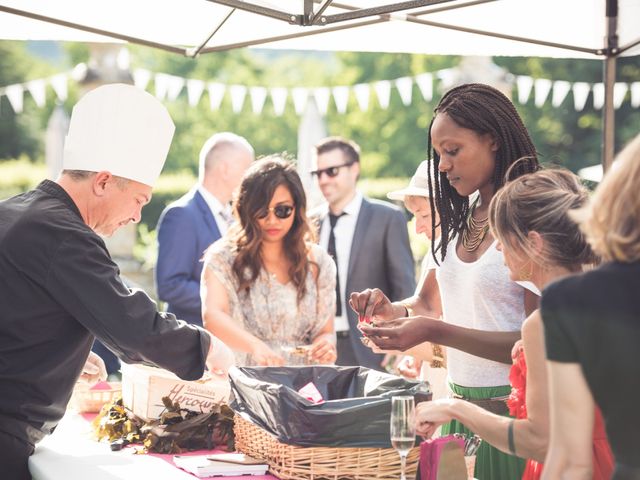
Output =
[{"x1": 430, "y1": 343, "x2": 445, "y2": 368}]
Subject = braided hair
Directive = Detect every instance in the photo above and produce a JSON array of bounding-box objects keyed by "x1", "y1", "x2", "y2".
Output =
[{"x1": 426, "y1": 83, "x2": 540, "y2": 263}]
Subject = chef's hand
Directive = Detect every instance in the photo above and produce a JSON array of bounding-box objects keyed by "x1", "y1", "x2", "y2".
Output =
[
  {"x1": 349, "y1": 288, "x2": 398, "y2": 324},
  {"x1": 310, "y1": 334, "x2": 337, "y2": 364},
  {"x1": 79, "y1": 351, "x2": 108, "y2": 384},
  {"x1": 206, "y1": 333, "x2": 236, "y2": 376},
  {"x1": 360, "y1": 316, "x2": 433, "y2": 352}
]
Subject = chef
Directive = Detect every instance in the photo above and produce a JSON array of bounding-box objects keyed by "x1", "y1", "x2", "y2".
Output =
[{"x1": 0, "y1": 84, "x2": 234, "y2": 479}]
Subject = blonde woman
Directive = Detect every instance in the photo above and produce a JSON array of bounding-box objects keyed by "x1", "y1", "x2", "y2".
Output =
[
  {"x1": 541, "y1": 133, "x2": 640, "y2": 480},
  {"x1": 415, "y1": 168, "x2": 613, "y2": 480}
]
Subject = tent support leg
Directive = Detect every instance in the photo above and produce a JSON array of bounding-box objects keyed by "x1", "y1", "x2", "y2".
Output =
[{"x1": 602, "y1": 0, "x2": 618, "y2": 173}]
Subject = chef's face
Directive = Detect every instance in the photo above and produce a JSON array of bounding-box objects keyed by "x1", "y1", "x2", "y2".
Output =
[{"x1": 94, "y1": 175, "x2": 151, "y2": 237}]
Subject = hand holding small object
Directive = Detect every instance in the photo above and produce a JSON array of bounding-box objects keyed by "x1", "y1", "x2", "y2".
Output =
[
  {"x1": 205, "y1": 333, "x2": 236, "y2": 376},
  {"x1": 79, "y1": 351, "x2": 108, "y2": 384}
]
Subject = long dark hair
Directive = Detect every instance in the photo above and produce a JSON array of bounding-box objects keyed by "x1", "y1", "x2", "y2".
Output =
[
  {"x1": 229, "y1": 156, "x2": 315, "y2": 302},
  {"x1": 427, "y1": 83, "x2": 540, "y2": 262}
]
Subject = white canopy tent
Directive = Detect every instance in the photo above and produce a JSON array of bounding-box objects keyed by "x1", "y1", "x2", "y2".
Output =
[{"x1": 1, "y1": 0, "x2": 639, "y2": 168}]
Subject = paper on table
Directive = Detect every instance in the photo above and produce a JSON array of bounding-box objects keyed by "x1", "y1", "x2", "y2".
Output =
[{"x1": 173, "y1": 455, "x2": 268, "y2": 478}]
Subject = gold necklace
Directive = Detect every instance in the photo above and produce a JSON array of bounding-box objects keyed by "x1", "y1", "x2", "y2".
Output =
[{"x1": 462, "y1": 202, "x2": 490, "y2": 252}]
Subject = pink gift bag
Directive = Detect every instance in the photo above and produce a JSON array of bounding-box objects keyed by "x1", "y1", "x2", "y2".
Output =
[{"x1": 417, "y1": 435, "x2": 467, "y2": 480}]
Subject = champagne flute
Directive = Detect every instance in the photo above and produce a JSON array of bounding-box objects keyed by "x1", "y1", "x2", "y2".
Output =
[{"x1": 390, "y1": 395, "x2": 415, "y2": 480}]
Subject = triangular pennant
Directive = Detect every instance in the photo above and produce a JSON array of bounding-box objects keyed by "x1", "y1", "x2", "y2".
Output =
[
  {"x1": 534, "y1": 78, "x2": 552, "y2": 108},
  {"x1": 614, "y1": 82, "x2": 629, "y2": 109},
  {"x1": 27, "y1": 79, "x2": 47, "y2": 108},
  {"x1": 572, "y1": 82, "x2": 591, "y2": 111},
  {"x1": 270, "y1": 87, "x2": 288, "y2": 116},
  {"x1": 292, "y1": 87, "x2": 309, "y2": 115},
  {"x1": 313, "y1": 87, "x2": 331, "y2": 116},
  {"x1": 631, "y1": 82, "x2": 640, "y2": 108},
  {"x1": 229, "y1": 85, "x2": 247, "y2": 113},
  {"x1": 353, "y1": 84, "x2": 370, "y2": 111},
  {"x1": 551, "y1": 80, "x2": 571, "y2": 107},
  {"x1": 5, "y1": 84, "x2": 24, "y2": 113},
  {"x1": 374, "y1": 81, "x2": 391, "y2": 109},
  {"x1": 154, "y1": 73, "x2": 171, "y2": 101},
  {"x1": 186, "y1": 79, "x2": 205, "y2": 106},
  {"x1": 332, "y1": 86, "x2": 350, "y2": 114},
  {"x1": 592, "y1": 83, "x2": 605, "y2": 110},
  {"x1": 516, "y1": 76, "x2": 534, "y2": 104},
  {"x1": 166, "y1": 75, "x2": 185, "y2": 101},
  {"x1": 208, "y1": 82, "x2": 226, "y2": 110},
  {"x1": 249, "y1": 86, "x2": 268, "y2": 114},
  {"x1": 50, "y1": 74, "x2": 68, "y2": 102},
  {"x1": 133, "y1": 68, "x2": 152, "y2": 91},
  {"x1": 415, "y1": 73, "x2": 433, "y2": 102},
  {"x1": 395, "y1": 77, "x2": 413, "y2": 106}
]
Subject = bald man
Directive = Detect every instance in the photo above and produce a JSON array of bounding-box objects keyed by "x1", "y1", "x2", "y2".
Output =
[{"x1": 155, "y1": 133, "x2": 254, "y2": 326}]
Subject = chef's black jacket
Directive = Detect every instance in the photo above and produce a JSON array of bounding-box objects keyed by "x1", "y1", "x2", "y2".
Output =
[{"x1": 0, "y1": 181, "x2": 211, "y2": 446}]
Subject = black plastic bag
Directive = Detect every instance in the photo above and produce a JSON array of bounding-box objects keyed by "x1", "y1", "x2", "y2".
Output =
[{"x1": 229, "y1": 365, "x2": 431, "y2": 448}]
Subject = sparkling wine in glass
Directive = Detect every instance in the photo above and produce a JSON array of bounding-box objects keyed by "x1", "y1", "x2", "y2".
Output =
[{"x1": 390, "y1": 395, "x2": 415, "y2": 480}]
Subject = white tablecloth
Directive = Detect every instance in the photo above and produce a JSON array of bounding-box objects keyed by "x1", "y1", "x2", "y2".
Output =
[{"x1": 28, "y1": 412, "x2": 276, "y2": 480}]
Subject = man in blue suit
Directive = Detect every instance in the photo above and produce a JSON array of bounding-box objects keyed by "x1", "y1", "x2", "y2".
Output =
[{"x1": 155, "y1": 133, "x2": 254, "y2": 326}]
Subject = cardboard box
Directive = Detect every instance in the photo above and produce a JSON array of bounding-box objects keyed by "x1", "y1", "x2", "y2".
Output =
[{"x1": 121, "y1": 363, "x2": 230, "y2": 419}]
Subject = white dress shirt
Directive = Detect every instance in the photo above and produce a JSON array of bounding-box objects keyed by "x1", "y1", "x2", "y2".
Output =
[
  {"x1": 197, "y1": 185, "x2": 232, "y2": 236},
  {"x1": 319, "y1": 191, "x2": 363, "y2": 332}
]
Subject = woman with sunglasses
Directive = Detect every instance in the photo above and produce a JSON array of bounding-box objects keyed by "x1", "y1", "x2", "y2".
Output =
[{"x1": 201, "y1": 157, "x2": 337, "y2": 366}]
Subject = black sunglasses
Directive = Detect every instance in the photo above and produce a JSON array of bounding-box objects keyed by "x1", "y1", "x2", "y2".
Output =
[
  {"x1": 257, "y1": 204, "x2": 295, "y2": 219},
  {"x1": 310, "y1": 161, "x2": 355, "y2": 179}
]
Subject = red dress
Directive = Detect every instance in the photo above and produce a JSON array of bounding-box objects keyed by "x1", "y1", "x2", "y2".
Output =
[{"x1": 507, "y1": 346, "x2": 614, "y2": 480}]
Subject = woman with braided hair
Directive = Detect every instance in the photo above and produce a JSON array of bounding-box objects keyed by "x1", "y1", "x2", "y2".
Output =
[{"x1": 354, "y1": 83, "x2": 540, "y2": 479}]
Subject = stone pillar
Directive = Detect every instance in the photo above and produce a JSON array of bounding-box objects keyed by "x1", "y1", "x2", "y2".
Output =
[
  {"x1": 297, "y1": 98, "x2": 327, "y2": 210},
  {"x1": 45, "y1": 105, "x2": 69, "y2": 180}
]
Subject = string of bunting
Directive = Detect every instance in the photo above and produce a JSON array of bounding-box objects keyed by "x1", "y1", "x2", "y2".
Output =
[{"x1": 1, "y1": 65, "x2": 639, "y2": 115}]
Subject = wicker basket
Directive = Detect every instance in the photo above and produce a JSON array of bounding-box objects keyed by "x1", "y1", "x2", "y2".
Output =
[
  {"x1": 234, "y1": 414, "x2": 419, "y2": 480},
  {"x1": 71, "y1": 382, "x2": 122, "y2": 413}
]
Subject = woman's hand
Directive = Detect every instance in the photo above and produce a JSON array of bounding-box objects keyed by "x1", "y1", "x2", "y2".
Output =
[
  {"x1": 415, "y1": 399, "x2": 458, "y2": 438},
  {"x1": 396, "y1": 355, "x2": 422, "y2": 379},
  {"x1": 349, "y1": 288, "x2": 398, "y2": 324},
  {"x1": 251, "y1": 341, "x2": 285, "y2": 366},
  {"x1": 360, "y1": 316, "x2": 435, "y2": 352},
  {"x1": 310, "y1": 334, "x2": 337, "y2": 364}
]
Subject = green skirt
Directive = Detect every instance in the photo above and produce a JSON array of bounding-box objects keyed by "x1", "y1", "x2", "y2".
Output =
[{"x1": 441, "y1": 382, "x2": 525, "y2": 480}]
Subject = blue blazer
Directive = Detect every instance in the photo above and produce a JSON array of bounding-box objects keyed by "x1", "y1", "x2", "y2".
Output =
[{"x1": 155, "y1": 188, "x2": 222, "y2": 326}]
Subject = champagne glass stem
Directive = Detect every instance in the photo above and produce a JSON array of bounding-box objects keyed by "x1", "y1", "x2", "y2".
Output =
[{"x1": 400, "y1": 452, "x2": 407, "y2": 480}]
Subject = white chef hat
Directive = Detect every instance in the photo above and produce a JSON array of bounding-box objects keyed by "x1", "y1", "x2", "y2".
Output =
[
  {"x1": 387, "y1": 160, "x2": 432, "y2": 201},
  {"x1": 63, "y1": 83, "x2": 175, "y2": 187}
]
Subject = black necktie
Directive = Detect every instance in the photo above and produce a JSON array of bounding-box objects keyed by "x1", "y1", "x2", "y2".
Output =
[{"x1": 327, "y1": 212, "x2": 345, "y2": 316}]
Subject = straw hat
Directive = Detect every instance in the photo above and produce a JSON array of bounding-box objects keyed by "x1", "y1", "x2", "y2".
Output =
[{"x1": 387, "y1": 160, "x2": 432, "y2": 201}]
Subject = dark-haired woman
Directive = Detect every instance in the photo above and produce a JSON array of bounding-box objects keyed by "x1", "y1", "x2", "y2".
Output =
[
  {"x1": 201, "y1": 157, "x2": 337, "y2": 366},
  {"x1": 414, "y1": 168, "x2": 613, "y2": 480},
  {"x1": 355, "y1": 83, "x2": 540, "y2": 479}
]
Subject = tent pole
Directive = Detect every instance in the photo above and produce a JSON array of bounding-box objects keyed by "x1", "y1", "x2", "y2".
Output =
[{"x1": 602, "y1": 0, "x2": 618, "y2": 173}]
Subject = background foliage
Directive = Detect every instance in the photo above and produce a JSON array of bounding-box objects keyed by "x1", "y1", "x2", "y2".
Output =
[{"x1": 1, "y1": 40, "x2": 639, "y2": 263}]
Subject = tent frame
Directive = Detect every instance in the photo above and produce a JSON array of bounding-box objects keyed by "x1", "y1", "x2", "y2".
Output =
[{"x1": 1, "y1": 0, "x2": 638, "y2": 169}]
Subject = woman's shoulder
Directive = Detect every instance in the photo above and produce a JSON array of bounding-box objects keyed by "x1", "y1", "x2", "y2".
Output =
[{"x1": 204, "y1": 237, "x2": 236, "y2": 264}]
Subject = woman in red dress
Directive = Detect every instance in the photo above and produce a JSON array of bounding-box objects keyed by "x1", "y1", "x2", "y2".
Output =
[{"x1": 415, "y1": 168, "x2": 613, "y2": 479}]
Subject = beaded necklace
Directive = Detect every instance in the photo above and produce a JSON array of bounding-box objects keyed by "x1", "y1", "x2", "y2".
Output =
[{"x1": 461, "y1": 198, "x2": 490, "y2": 252}]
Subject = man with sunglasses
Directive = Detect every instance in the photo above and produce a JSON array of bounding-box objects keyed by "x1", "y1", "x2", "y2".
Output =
[
  {"x1": 311, "y1": 137, "x2": 415, "y2": 371},
  {"x1": 155, "y1": 132, "x2": 254, "y2": 327}
]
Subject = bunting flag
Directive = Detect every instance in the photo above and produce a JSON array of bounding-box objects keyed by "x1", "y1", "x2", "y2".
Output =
[
  {"x1": 249, "y1": 86, "x2": 268, "y2": 115},
  {"x1": 229, "y1": 85, "x2": 247, "y2": 113},
  {"x1": 2, "y1": 66, "x2": 639, "y2": 117},
  {"x1": 186, "y1": 79, "x2": 205, "y2": 106},
  {"x1": 270, "y1": 87, "x2": 288, "y2": 116},
  {"x1": 5, "y1": 84, "x2": 23, "y2": 113},
  {"x1": 353, "y1": 84, "x2": 370, "y2": 111}
]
